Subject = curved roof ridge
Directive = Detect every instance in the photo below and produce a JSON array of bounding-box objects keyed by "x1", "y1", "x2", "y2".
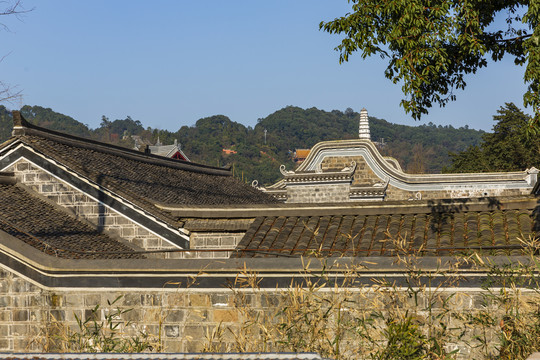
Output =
[{"x1": 294, "y1": 138, "x2": 532, "y2": 184}]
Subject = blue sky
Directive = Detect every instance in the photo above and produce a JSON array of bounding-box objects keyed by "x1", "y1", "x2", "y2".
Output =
[{"x1": 1, "y1": 1, "x2": 530, "y2": 131}]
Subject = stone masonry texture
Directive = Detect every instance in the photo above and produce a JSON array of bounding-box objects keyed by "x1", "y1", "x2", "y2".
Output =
[
  {"x1": 0, "y1": 264, "x2": 521, "y2": 359},
  {"x1": 189, "y1": 233, "x2": 245, "y2": 259},
  {"x1": 287, "y1": 183, "x2": 350, "y2": 203}
]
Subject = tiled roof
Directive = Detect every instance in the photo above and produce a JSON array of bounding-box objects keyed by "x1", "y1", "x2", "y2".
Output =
[
  {"x1": 294, "y1": 149, "x2": 310, "y2": 159},
  {"x1": 149, "y1": 143, "x2": 190, "y2": 161},
  {"x1": 23, "y1": 134, "x2": 273, "y2": 205},
  {"x1": 234, "y1": 198, "x2": 540, "y2": 258},
  {"x1": 0, "y1": 180, "x2": 144, "y2": 259},
  {"x1": 4, "y1": 113, "x2": 277, "y2": 226}
]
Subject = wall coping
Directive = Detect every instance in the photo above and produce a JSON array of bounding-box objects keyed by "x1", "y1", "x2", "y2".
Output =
[
  {"x1": 158, "y1": 196, "x2": 539, "y2": 218},
  {"x1": 1, "y1": 227, "x2": 538, "y2": 290}
]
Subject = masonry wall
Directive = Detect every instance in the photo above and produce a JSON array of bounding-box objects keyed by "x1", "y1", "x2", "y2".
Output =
[
  {"x1": 0, "y1": 264, "x2": 517, "y2": 359},
  {"x1": 189, "y1": 232, "x2": 245, "y2": 259},
  {"x1": 385, "y1": 184, "x2": 531, "y2": 201},
  {"x1": 5, "y1": 159, "x2": 181, "y2": 259},
  {"x1": 286, "y1": 183, "x2": 350, "y2": 203},
  {"x1": 322, "y1": 155, "x2": 380, "y2": 186}
]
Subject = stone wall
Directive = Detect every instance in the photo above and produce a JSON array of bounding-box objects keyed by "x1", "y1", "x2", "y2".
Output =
[
  {"x1": 189, "y1": 232, "x2": 245, "y2": 259},
  {"x1": 0, "y1": 263, "x2": 521, "y2": 359},
  {"x1": 0, "y1": 267, "x2": 253, "y2": 353},
  {"x1": 385, "y1": 185, "x2": 531, "y2": 201},
  {"x1": 5, "y1": 159, "x2": 181, "y2": 259},
  {"x1": 286, "y1": 183, "x2": 350, "y2": 203},
  {"x1": 322, "y1": 155, "x2": 380, "y2": 186},
  {"x1": 307, "y1": 155, "x2": 533, "y2": 202}
]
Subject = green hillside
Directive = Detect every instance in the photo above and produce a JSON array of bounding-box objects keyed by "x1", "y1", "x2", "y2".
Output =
[{"x1": 0, "y1": 105, "x2": 485, "y2": 185}]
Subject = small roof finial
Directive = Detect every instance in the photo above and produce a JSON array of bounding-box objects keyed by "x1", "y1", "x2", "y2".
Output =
[
  {"x1": 12, "y1": 110, "x2": 29, "y2": 136},
  {"x1": 359, "y1": 108, "x2": 370, "y2": 140}
]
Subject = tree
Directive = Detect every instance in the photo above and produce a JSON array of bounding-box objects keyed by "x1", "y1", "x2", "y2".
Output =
[
  {"x1": 1, "y1": 1, "x2": 32, "y2": 104},
  {"x1": 320, "y1": 1, "x2": 540, "y2": 131},
  {"x1": 408, "y1": 143, "x2": 427, "y2": 174},
  {"x1": 444, "y1": 103, "x2": 540, "y2": 173},
  {"x1": 344, "y1": 107, "x2": 355, "y2": 118}
]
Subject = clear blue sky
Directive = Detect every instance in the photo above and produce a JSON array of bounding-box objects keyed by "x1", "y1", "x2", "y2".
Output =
[{"x1": 1, "y1": 1, "x2": 530, "y2": 131}]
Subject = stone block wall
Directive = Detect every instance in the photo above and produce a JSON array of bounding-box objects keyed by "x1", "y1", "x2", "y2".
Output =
[
  {"x1": 5, "y1": 159, "x2": 181, "y2": 259},
  {"x1": 189, "y1": 233, "x2": 245, "y2": 259},
  {"x1": 314, "y1": 155, "x2": 533, "y2": 201},
  {"x1": 286, "y1": 183, "x2": 350, "y2": 203},
  {"x1": 0, "y1": 268, "x2": 252, "y2": 353},
  {"x1": 0, "y1": 264, "x2": 520, "y2": 359},
  {"x1": 321, "y1": 155, "x2": 381, "y2": 186},
  {"x1": 385, "y1": 185, "x2": 531, "y2": 201}
]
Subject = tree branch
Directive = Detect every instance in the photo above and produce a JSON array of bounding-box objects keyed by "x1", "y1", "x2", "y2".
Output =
[
  {"x1": 0, "y1": 0, "x2": 33, "y2": 32},
  {"x1": 495, "y1": 34, "x2": 532, "y2": 43},
  {"x1": 0, "y1": 0, "x2": 31, "y2": 16}
]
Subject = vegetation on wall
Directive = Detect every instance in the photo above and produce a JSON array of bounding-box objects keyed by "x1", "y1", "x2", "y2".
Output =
[{"x1": 35, "y1": 237, "x2": 540, "y2": 359}]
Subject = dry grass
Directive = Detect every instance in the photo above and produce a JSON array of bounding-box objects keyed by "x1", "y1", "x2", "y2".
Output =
[{"x1": 28, "y1": 233, "x2": 540, "y2": 359}]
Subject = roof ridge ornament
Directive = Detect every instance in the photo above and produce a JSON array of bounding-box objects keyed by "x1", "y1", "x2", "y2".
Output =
[
  {"x1": 526, "y1": 167, "x2": 538, "y2": 187},
  {"x1": 341, "y1": 161, "x2": 357, "y2": 173},
  {"x1": 359, "y1": 108, "x2": 370, "y2": 140},
  {"x1": 280, "y1": 164, "x2": 295, "y2": 176},
  {"x1": 12, "y1": 110, "x2": 30, "y2": 136},
  {"x1": 251, "y1": 179, "x2": 265, "y2": 191}
]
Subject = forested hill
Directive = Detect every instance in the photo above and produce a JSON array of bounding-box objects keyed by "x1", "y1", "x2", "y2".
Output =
[{"x1": 0, "y1": 105, "x2": 484, "y2": 185}]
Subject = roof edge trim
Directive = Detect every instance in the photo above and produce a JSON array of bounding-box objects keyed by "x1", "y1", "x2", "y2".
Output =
[
  {"x1": 0, "y1": 228, "x2": 535, "y2": 274},
  {"x1": 157, "y1": 196, "x2": 539, "y2": 218}
]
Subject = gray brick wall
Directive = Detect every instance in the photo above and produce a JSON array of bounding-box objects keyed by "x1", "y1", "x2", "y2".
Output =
[
  {"x1": 190, "y1": 233, "x2": 245, "y2": 259},
  {"x1": 0, "y1": 266, "x2": 518, "y2": 358},
  {"x1": 287, "y1": 183, "x2": 350, "y2": 203}
]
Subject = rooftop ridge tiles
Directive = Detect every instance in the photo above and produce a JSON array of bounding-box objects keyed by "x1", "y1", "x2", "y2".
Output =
[
  {"x1": 158, "y1": 196, "x2": 539, "y2": 218},
  {"x1": 10, "y1": 110, "x2": 232, "y2": 176}
]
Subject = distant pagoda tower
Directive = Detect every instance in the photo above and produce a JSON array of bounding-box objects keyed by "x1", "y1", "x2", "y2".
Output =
[{"x1": 359, "y1": 108, "x2": 370, "y2": 140}]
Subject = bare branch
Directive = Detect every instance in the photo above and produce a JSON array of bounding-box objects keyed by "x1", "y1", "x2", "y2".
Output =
[
  {"x1": 0, "y1": 0, "x2": 31, "y2": 16},
  {"x1": 0, "y1": 0, "x2": 33, "y2": 32},
  {"x1": 0, "y1": 1, "x2": 31, "y2": 103},
  {"x1": 0, "y1": 80, "x2": 21, "y2": 104}
]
